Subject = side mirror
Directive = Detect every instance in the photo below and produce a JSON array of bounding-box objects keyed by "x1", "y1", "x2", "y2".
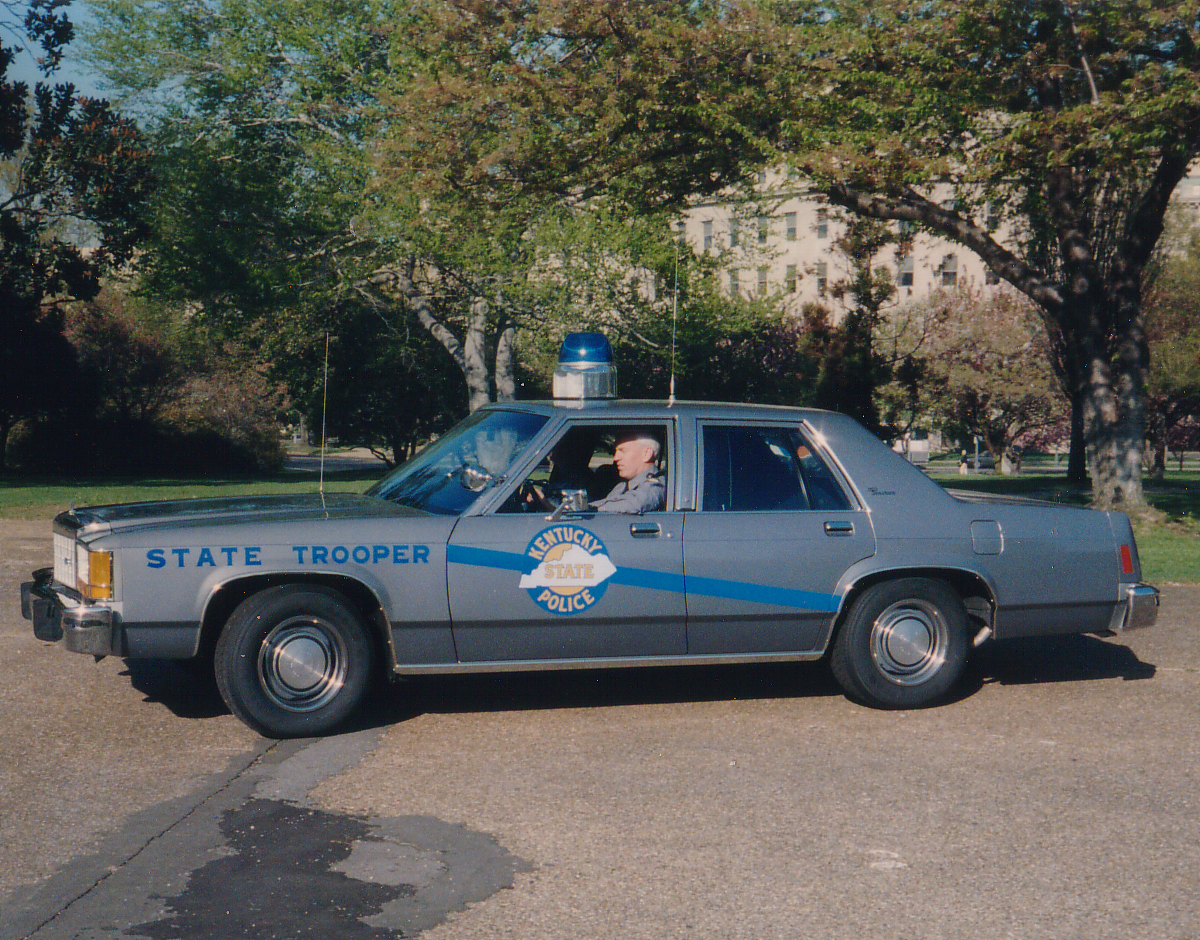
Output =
[
  {"x1": 546, "y1": 488, "x2": 589, "y2": 521},
  {"x1": 460, "y1": 464, "x2": 496, "y2": 493}
]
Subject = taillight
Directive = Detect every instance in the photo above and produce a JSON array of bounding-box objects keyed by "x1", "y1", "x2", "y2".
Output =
[{"x1": 1119, "y1": 544, "x2": 1134, "y2": 577}]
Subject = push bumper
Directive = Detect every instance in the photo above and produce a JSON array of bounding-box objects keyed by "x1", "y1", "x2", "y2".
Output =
[
  {"x1": 21, "y1": 568, "x2": 116, "y2": 657},
  {"x1": 1119, "y1": 583, "x2": 1159, "y2": 631}
]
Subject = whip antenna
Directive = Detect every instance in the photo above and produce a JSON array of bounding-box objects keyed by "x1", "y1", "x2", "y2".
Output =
[
  {"x1": 669, "y1": 223, "x2": 681, "y2": 405},
  {"x1": 319, "y1": 332, "x2": 330, "y2": 508}
]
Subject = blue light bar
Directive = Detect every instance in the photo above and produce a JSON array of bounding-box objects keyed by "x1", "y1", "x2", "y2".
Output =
[
  {"x1": 554, "y1": 332, "x2": 618, "y2": 400},
  {"x1": 558, "y1": 332, "x2": 614, "y2": 365}
]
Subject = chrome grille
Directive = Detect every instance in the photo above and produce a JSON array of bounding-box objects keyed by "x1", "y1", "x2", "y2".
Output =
[{"x1": 53, "y1": 533, "x2": 76, "y2": 587}]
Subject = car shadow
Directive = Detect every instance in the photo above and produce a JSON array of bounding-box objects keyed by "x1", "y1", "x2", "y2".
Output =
[
  {"x1": 955, "y1": 634, "x2": 1156, "y2": 701},
  {"x1": 122, "y1": 659, "x2": 230, "y2": 720},
  {"x1": 121, "y1": 633, "x2": 1158, "y2": 730},
  {"x1": 344, "y1": 659, "x2": 845, "y2": 732}
]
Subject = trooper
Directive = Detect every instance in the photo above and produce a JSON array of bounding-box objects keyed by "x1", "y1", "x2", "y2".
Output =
[{"x1": 590, "y1": 429, "x2": 665, "y2": 513}]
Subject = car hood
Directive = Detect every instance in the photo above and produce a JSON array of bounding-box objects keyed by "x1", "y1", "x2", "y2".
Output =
[{"x1": 58, "y1": 492, "x2": 423, "y2": 537}]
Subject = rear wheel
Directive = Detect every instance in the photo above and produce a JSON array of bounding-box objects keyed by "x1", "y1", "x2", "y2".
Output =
[
  {"x1": 215, "y1": 584, "x2": 374, "y2": 737},
  {"x1": 831, "y1": 577, "x2": 968, "y2": 709}
]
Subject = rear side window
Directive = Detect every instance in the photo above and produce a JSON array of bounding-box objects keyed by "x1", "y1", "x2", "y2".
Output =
[{"x1": 701, "y1": 425, "x2": 852, "y2": 513}]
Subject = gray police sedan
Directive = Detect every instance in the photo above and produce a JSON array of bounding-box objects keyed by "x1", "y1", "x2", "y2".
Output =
[{"x1": 22, "y1": 337, "x2": 1158, "y2": 738}]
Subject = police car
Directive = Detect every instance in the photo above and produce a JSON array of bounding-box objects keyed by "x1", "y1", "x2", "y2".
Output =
[{"x1": 21, "y1": 334, "x2": 1159, "y2": 737}]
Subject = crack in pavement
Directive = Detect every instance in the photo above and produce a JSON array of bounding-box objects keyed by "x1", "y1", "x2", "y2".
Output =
[{"x1": 4, "y1": 729, "x2": 530, "y2": 940}]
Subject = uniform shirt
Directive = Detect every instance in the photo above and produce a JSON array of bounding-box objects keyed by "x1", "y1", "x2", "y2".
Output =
[{"x1": 590, "y1": 468, "x2": 665, "y2": 514}]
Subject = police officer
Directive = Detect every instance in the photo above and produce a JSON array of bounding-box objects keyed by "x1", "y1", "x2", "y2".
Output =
[{"x1": 591, "y1": 430, "x2": 665, "y2": 513}]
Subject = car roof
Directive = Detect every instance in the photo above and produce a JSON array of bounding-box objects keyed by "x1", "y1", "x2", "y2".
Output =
[{"x1": 481, "y1": 399, "x2": 839, "y2": 421}]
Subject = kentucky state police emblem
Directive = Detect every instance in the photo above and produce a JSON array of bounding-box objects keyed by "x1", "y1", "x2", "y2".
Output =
[{"x1": 518, "y1": 524, "x2": 617, "y2": 615}]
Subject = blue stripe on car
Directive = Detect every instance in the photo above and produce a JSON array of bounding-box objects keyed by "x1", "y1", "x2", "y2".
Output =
[{"x1": 447, "y1": 544, "x2": 839, "y2": 613}]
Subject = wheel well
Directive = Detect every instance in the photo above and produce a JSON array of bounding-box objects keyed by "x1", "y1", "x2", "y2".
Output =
[
  {"x1": 199, "y1": 574, "x2": 391, "y2": 664},
  {"x1": 834, "y1": 568, "x2": 995, "y2": 640}
]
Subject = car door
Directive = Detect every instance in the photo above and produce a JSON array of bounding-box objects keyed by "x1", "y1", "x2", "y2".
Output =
[
  {"x1": 446, "y1": 421, "x2": 686, "y2": 663},
  {"x1": 684, "y1": 422, "x2": 875, "y2": 655}
]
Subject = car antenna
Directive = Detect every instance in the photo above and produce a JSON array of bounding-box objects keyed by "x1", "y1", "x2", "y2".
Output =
[
  {"x1": 669, "y1": 221, "x2": 681, "y2": 405},
  {"x1": 319, "y1": 331, "x2": 330, "y2": 511}
]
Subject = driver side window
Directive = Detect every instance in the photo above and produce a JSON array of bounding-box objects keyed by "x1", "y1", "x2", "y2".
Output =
[{"x1": 496, "y1": 424, "x2": 669, "y2": 513}]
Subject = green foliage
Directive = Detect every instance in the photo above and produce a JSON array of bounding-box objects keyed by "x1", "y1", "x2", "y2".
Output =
[
  {"x1": 0, "y1": 0, "x2": 154, "y2": 467},
  {"x1": 318, "y1": 302, "x2": 467, "y2": 466},
  {"x1": 908, "y1": 287, "x2": 1062, "y2": 471},
  {"x1": 1143, "y1": 209, "x2": 1200, "y2": 475},
  {"x1": 384, "y1": 0, "x2": 1200, "y2": 507},
  {"x1": 8, "y1": 289, "x2": 287, "y2": 474}
]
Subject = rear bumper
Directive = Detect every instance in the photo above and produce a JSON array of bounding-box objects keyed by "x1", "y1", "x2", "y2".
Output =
[
  {"x1": 1120, "y1": 583, "x2": 1159, "y2": 631},
  {"x1": 21, "y1": 568, "x2": 116, "y2": 657}
]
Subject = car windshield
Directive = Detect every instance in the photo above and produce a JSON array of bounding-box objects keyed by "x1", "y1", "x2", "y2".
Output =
[{"x1": 365, "y1": 409, "x2": 549, "y2": 515}]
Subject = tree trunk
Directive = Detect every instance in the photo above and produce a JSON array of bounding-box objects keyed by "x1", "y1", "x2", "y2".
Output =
[
  {"x1": 462, "y1": 297, "x2": 491, "y2": 412},
  {"x1": 1067, "y1": 390, "x2": 1088, "y2": 484},
  {"x1": 1146, "y1": 408, "x2": 1166, "y2": 480},
  {"x1": 494, "y1": 318, "x2": 517, "y2": 402},
  {"x1": 0, "y1": 416, "x2": 11, "y2": 472},
  {"x1": 368, "y1": 263, "x2": 495, "y2": 412}
]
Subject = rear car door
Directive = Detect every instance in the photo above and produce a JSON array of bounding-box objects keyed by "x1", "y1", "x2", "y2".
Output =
[{"x1": 684, "y1": 422, "x2": 875, "y2": 655}]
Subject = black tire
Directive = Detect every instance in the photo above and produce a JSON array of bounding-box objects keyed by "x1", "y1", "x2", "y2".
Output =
[
  {"x1": 830, "y1": 577, "x2": 968, "y2": 709},
  {"x1": 214, "y1": 584, "x2": 374, "y2": 738}
]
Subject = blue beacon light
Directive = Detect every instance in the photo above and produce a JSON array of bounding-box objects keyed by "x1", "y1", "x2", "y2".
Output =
[{"x1": 553, "y1": 332, "x2": 618, "y2": 400}]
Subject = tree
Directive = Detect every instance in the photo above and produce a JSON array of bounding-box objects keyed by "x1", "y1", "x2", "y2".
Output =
[
  {"x1": 917, "y1": 288, "x2": 1063, "y2": 473},
  {"x1": 0, "y1": 0, "x2": 153, "y2": 467},
  {"x1": 66, "y1": 292, "x2": 185, "y2": 428},
  {"x1": 81, "y1": 0, "x2": 711, "y2": 425},
  {"x1": 385, "y1": 0, "x2": 1200, "y2": 507},
  {"x1": 1142, "y1": 210, "x2": 1200, "y2": 477}
]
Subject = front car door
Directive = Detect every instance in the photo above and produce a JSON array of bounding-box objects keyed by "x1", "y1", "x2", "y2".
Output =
[
  {"x1": 447, "y1": 419, "x2": 686, "y2": 663},
  {"x1": 684, "y1": 421, "x2": 876, "y2": 655}
]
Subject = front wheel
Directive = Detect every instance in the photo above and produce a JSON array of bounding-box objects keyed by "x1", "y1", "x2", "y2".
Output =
[
  {"x1": 830, "y1": 578, "x2": 968, "y2": 709},
  {"x1": 215, "y1": 584, "x2": 374, "y2": 737}
]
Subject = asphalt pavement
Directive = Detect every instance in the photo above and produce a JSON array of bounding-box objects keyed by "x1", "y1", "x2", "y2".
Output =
[{"x1": 2, "y1": 519, "x2": 1198, "y2": 940}]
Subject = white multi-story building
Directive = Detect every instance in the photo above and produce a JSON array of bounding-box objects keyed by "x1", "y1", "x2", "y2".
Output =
[{"x1": 680, "y1": 166, "x2": 1200, "y2": 317}]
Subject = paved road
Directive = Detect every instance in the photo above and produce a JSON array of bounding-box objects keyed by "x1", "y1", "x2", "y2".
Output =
[{"x1": 3, "y1": 519, "x2": 1198, "y2": 939}]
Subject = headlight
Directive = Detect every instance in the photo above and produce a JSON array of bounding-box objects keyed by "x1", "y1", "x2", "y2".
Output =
[{"x1": 75, "y1": 545, "x2": 114, "y2": 600}]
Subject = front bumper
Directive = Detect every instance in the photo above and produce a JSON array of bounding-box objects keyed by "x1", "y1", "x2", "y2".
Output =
[
  {"x1": 1120, "y1": 583, "x2": 1159, "y2": 631},
  {"x1": 21, "y1": 568, "x2": 116, "y2": 657}
]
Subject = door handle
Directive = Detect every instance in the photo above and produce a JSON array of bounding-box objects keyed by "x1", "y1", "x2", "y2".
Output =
[
  {"x1": 824, "y1": 520, "x2": 854, "y2": 536},
  {"x1": 630, "y1": 522, "x2": 661, "y2": 538}
]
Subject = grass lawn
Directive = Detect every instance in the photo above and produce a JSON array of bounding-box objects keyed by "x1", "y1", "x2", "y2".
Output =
[
  {"x1": 4, "y1": 463, "x2": 1196, "y2": 584},
  {"x1": 926, "y1": 466, "x2": 1200, "y2": 584},
  {"x1": 0, "y1": 469, "x2": 384, "y2": 520}
]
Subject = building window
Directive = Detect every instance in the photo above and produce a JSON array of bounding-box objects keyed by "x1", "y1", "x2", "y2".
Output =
[
  {"x1": 758, "y1": 216, "x2": 769, "y2": 245},
  {"x1": 786, "y1": 264, "x2": 797, "y2": 293},
  {"x1": 940, "y1": 254, "x2": 958, "y2": 287},
  {"x1": 817, "y1": 208, "x2": 828, "y2": 239},
  {"x1": 703, "y1": 220, "x2": 713, "y2": 251},
  {"x1": 785, "y1": 212, "x2": 797, "y2": 241},
  {"x1": 757, "y1": 266, "x2": 769, "y2": 295},
  {"x1": 898, "y1": 256, "x2": 914, "y2": 287},
  {"x1": 816, "y1": 261, "x2": 827, "y2": 296},
  {"x1": 729, "y1": 269, "x2": 740, "y2": 296},
  {"x1": 730, "y1": 219, "x2": 740, "y2": 248}
]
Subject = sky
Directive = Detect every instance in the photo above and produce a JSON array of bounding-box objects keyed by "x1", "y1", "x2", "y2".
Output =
[{"x1": 3, "y1": 1, "x2": 102, "y2": 98}]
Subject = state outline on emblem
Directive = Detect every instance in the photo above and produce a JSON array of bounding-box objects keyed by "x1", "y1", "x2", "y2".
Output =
[{"x1": 519, "y1": 523, "x2": 617, "y2": 615}]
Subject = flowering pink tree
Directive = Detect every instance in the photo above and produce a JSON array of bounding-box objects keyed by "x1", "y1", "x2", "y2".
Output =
[{"x1": 916, "y1": 288, "x2": 1063, "y2": 474}]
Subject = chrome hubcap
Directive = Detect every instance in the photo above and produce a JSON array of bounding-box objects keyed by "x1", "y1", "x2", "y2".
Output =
[
  {"x1": 870, "y1": 599, "x2": 947, "y2": 686},
  {"x1": 258, "y1": 616, "x2": 347, "y2": 712}
]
